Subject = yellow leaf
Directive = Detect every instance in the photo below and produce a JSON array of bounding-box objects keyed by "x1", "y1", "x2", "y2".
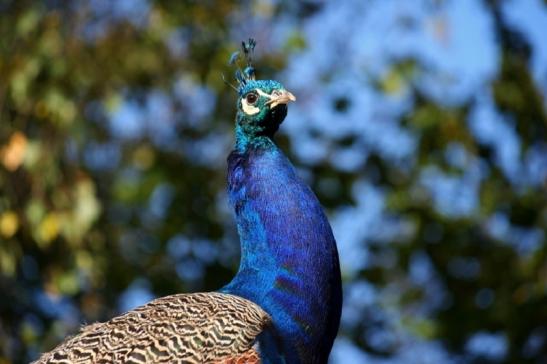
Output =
[
  {"x1": 0, "y1": 241, "x2": 19, "y2": 276},
  {"x1": 57, "y1": 271, "x2": 79, "y2": 295},
  {"x1": 10, "y1": 58, "x2": 41, "y2": 105},
  {"x1": 133, "y1": 145, "x2": 155, "y2": 170},
  {"x1": 16, "y1": 9, "x2": 40, "y2": 36},
  {"x1": 23, "y1": 140, "x2": 43, "y2": 169},
  {"x1": 26, "y1": 199, "x2": 45, "y2": 226},
  {"x1": 44, "y1": 89, "x2": 77, "y2": 125},
  {"x1": 76, "y1": 179, "x2": 100, "y2": 227},
  {"x1": 0, "y1": 211, "x2": 19, "y2": 238},
  {"x1": 37, "y1": 212, "x2": 61, "y2": 247},
  {"x1": 21, "y1": 320, "x2": 38, "y2": 344},
  {"x1": 61, "y1": 179, "x2": 101, "y2": 244},
  {"x1": 76, "y1": 250, "x2": 93, "y2": 271},
  {"x1": 381, "y1": 69, "x2": 404, "y2": 95},
  {"x1": 34, "y1": 100, "x2": 49, "y2": 118},
  {"x1": 1, "y1": 132, "x2": 28, "y2": 171},
  {"x1": 104, "y1": 93, "x2": 122, "y2": 112}
]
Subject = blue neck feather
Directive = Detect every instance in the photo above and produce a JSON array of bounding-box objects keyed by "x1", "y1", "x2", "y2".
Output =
[{"x1": 222, "y1": 131, "x2": 342, "y2": 363}]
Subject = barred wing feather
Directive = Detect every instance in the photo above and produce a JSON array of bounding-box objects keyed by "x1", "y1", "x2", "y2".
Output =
[{"x1": 33, "y1": 292, "x2": 271, "y2": 364}]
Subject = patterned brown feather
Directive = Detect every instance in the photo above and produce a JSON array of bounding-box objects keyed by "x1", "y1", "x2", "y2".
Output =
[
  {"x1": 217, "y1": 347, "x2": 261, "y2": 364},
  {"x1": 33, "y1": 292, "x2": 270, "y2": 364}
]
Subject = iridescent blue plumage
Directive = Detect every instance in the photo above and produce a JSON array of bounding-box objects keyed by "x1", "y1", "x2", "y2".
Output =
[
  {"x1": 221, "y1": 41, "x2": 342, "y2": 363},
  {"x1": 222, "y1": 147, "x2": 342, "y2": 363}
]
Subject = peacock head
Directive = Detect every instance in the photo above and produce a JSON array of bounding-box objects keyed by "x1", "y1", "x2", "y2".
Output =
[
  {"x1": 236, "y1": 79, "x2": 296, "y2": 137},
  {"x1": 229, "y1": 39, "x2": 296, "y2": 147}
]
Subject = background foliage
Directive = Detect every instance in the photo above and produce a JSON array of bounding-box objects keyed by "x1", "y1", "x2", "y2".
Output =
[{"x1": 0, "y1": 1, "x2": 546, "y2": 363}]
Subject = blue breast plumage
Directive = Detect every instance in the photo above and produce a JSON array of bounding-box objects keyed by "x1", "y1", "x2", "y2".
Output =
[{"x1": 222, "y1": 145, "x2": 342, "y2": 364}]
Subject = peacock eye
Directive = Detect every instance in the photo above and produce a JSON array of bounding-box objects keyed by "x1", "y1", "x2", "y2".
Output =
[{"x1": 245, "y1": 92, "x2": 258, "y2": 104}]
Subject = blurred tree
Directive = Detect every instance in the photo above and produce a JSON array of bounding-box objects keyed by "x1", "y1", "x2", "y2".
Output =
[
  {"x1": 0, "y1": 1, "x2": 246, "y2": 361},
  {"x1": 0, "y1": 1, "x2": 545, "y2": 364}
]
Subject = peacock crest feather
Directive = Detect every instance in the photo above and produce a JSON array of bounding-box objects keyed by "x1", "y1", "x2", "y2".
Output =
[{"x1": 228, "y1": 38, "x2": 258, "y2": 93}]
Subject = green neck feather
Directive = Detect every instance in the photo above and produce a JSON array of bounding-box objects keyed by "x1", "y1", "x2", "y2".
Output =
[
  {"x1": 235, "y1": 123, "x2": 275, "y2": 152},
  {"x1": 234, "y1": 102, "x2": 287, "y2": 153}
]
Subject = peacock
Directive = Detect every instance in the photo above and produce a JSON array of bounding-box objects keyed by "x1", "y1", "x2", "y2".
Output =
[{"x1": 33, "y1": 39, "x2": 342, "y2": 364}]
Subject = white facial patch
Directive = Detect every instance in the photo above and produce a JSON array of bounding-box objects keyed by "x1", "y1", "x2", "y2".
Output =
[
  {"x1": 256, "y1": 89, "x2": 273, "y2": 100},
  {"x1": 241, "y1": 89, "x2": 285, "y2": 115},
  {"x1": 241, "y1": 89, "x2": 273, "y2": 115},
  {"x1": 241, "y1": 98, "x2": 260, "y2": 115}
]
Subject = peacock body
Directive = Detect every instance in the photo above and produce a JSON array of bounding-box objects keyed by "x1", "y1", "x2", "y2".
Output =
[{"x1": 34, "y1": 40, "x2": 342, "y2": 364}]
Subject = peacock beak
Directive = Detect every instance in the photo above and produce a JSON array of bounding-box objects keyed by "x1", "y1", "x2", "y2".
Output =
[{"x1": 267, "y1": 90, "x2": 296, "y2": 109}]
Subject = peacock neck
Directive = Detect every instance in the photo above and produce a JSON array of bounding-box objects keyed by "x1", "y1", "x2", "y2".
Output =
[
  {"x1": 221, "y1": 143, "x2": 342, "y2": 363},
  {"x1": 234, "y1": 124, "x2": 277, "y2": 153}
]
